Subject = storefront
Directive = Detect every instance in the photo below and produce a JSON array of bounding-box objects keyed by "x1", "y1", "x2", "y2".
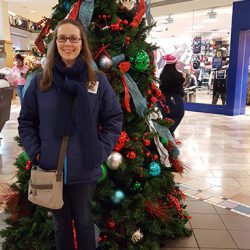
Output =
[{"x1": 151, "y1": 0, "x2": 250, "y2": 116}]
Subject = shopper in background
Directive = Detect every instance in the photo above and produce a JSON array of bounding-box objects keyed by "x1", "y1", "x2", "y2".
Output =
[
  {"x1": 12, "y1": 54, "x2": 29, "y2": 105},
  {"x1": 159, "y1": 54, "x2": 185, "y2": 145},
  {"x1": 18, "y1": 19, "x2": 123, "y2": 250},
  {"x1": 183, "y1": 68, "x2": 198, "y2": 102}
]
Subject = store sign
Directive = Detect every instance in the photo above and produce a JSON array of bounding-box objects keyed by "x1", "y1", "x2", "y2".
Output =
[
  {"x1": 212, "y1": 57, "x2": 222, "y2": 69},
  {"x1": 0, "y1": 41, "x2": 5, "y2": 53}
]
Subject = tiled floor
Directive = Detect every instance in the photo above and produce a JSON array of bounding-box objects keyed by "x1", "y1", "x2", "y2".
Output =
[{"x1": 1, "y1": 100, "x2": 250, "y2": 249}]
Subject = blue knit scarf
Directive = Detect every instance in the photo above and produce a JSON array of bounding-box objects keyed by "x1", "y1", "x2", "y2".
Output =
[{"x1": 53, "y1": 57, "x2": 99, "y2": 170}]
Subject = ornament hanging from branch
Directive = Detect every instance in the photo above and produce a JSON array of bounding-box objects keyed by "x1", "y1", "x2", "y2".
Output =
[
  {"x1": 117, "y1": 0, "x2": 137, "y2": 21},
  {"x1": 131, "y1": 228, "x2": 143, "y2": 244}
]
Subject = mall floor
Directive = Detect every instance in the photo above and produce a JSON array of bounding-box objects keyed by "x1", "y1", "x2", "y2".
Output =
[{"x1": 1, "y1": 100, "x2": 250, "y2": 249}]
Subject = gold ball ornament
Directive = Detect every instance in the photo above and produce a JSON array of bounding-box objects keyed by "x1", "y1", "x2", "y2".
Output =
[
  {"x1": 131, "y1": 228, "x2": 143, "y2": 244},
  {"x1": 119, "y1": 0, "x2": 136, "y2": 11},
  {"x1": 106, "y1": 151, "x2": 123, "y2": 170}
]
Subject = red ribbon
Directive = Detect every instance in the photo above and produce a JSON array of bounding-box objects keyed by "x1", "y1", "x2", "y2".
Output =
[
  {"x1": 119, "y1": 62, "x2": 131, "y2": 113},
  {"x1": 94, "y1": 44, "x2": 111, "y2": 60},
  {"x1": 130, "y1": 0, "x2": 146, "y2": 28},
  {"x1": 68, "y1": 0, "x2": 82, "y2": 20},
  {"x1": 121, "y1": 75, "x2": 131, "y2": 113}
]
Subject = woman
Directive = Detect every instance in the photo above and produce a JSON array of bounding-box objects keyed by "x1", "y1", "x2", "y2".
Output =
[
  {"x1": 18, "y1": 19, "x2": 123, "y2": 250},
  {"x1": 159, "y1": 54, "x2": 185, "y2": 143},
  {"x1": 12, "y1": 54, "x2": 29, "y2": 104}
]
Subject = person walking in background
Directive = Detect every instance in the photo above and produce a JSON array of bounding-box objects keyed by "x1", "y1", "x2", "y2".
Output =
[
  {"x1": 18, "y1": 19, "x2": 123, "y2": 250},
  {"x1": 12, "y1": 54, "x2": 29, "y2": 105},
  {"x1": 159, "y1": 54, "x2": 185, "y2": 145}
]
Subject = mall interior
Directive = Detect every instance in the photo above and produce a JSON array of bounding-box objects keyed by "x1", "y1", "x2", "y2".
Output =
[{"x1": 1, "y1": 0, "x2": 250, "y2": 249}]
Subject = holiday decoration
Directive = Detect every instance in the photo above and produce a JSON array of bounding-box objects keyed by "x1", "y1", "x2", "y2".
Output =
[
  {"x1": 106, "y1": 151, "x2": 123, "y2": 170},
  {"x1": 97, "y1": 164, "x2": 108, "y2": 183},
  {"x1": 98, "y1": 55, "x2": 113, "y2": 71},
  {"x1": 131, "y1": 228, "x2": 143, "y2": 244},
  {"x1": 117, "y1": 0, "x2": 137, "y2": 21},
  {"x1": 114, "y1": 131, "x2": 130, "y2": 151},
  {"x1": 130, "y1": 181, "x2": 142, "y2": 191},
  {"x1": 78, "y1": 0, "x2": 95, "y2": 32},
  {"x1": 1, "y1": 1, "x2": 190, "y2": 249},
  {"x1": 149, "y1": 162, "x2": 161, "y2": 176},
  {"x1": 135, "y1": 50, "x2": 150, "y2": 71},
  {"x1": 111, "y1": 190, "x2": 125, "y2": 204}
]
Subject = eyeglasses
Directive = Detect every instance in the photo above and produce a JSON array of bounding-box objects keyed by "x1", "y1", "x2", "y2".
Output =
[{"x1": 56, "y1": 36, "x2": 82, "y2": 43}]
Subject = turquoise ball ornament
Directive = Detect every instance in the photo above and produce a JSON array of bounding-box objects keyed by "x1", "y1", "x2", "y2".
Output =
[
  {"x1": 97, "y1": 164, "x2": 108, "y2": 184},
  {"x1": 149, "y1": 162, "x2": 161, "y2": 176},
  {"x1": 135, "y1": 50, "x2": 150, "y2": 72},
  {"x1": 111, "y1": 190, "x2": 125, "y2": 204}
]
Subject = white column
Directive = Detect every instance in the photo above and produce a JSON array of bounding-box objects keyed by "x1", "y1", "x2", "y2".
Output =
[
  {"x1": 0, "y1": 0, "x2": 12, "y2": 68},
  {"x1": 0, "y1": 0, "x2": 11, "y2": 41}
]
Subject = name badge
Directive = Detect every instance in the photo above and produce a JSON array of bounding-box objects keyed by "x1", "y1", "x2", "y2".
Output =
[{"x1": 88, "y1": 81, "x2": 99, "y2": 94}]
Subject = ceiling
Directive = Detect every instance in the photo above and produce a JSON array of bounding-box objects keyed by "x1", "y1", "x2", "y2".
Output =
[{"x1": 4, "y1": 0, "x2": 240, "y2": 41}]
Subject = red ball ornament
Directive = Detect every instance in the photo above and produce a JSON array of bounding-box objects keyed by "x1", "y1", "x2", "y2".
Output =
[
  {"x1": 150, "y1": 96, "x2": 157, "y2": 103},
  {"x1": 153, "y1": 155, "x2": 159, "y2": 160},
  {"x1": 134, "y1": 136, "x2": 139, "y2": 141},
  {"x1": 143, "y1": 139, "x2": 151, "y2": 146},
  {"x1": 108, "y1": 220, "x2": 116, "y2": 229},
  {"x1": 25, "y1": 164, "x2": 31, "y2": 170},
  {"x1": 146, "y1": 89, "x2": 152, "y2": 95},
  {"x1": 151, "y1": 82, "x2": 157, "y2": 90},
  {"x1": 125, "y1": 36, "x2": 131, "y2": 45},
  {"x1": 154, "y1": 89, "x2": 162, "y2": 97},
  {"x1": 127, "y1": 151, "x2": 136, "y2": 159},
  {"x1": 25, "y1": 160, "x2": 32, "y2": 170},
  {"x1": 123, "y1": 19, "x2": 128, "y2": 25},
  {"x1": 146, "y1": 152, "x2": 151, "y2": 157}
]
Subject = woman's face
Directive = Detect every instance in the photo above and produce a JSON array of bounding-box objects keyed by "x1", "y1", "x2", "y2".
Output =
[
  {"x1": 56, "y1": 23, "x2": 82, "y2": 67},
  {"x1": 16, "y1": 59, "x2": 23, "y2": 67}
]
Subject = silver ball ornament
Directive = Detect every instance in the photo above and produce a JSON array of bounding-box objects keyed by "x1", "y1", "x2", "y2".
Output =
[
  {"x1": 98, "y1": 55, "x2": 113, "y2": 71},
  {"x1": 106, "y1": 151, "x2": 123, "y2": 170}
]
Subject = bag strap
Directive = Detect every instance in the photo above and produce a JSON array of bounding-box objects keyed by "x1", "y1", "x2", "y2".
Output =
[
  {"x1": 56, "y1": 135, "x2": 69, "y2": 181},
  {"x1": 56, "y1": 99, "x2": 76, "y2": 181}
]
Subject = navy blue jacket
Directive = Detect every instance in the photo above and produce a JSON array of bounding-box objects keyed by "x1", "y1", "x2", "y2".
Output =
[{"x1": 18, "y1": 72, "x2": 123, "y2": 184}]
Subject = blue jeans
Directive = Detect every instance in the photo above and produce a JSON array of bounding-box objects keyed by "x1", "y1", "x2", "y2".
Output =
[
  {"x1": 52, "y1": 182, "x2": 96, "y2": 250},
  {"x1": 16, "y1": 85, "x2": 24, "y2": 105}
]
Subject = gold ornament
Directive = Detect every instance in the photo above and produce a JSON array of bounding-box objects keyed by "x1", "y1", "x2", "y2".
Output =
[
  {"x1": 131, "y1": 228, "x2": 143, "y2": 244},
  {"x1": 120, "y1": 0, "x2": 136, "y2": 11}
]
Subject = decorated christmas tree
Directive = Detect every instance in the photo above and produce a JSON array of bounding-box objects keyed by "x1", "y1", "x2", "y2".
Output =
[{"x1": 0, "y1": 1, "x2": 191, "y2": 249}]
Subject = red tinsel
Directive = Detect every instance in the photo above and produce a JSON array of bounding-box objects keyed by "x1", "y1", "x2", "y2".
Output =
[
  {"x1": 169, "y1": 158, "x2": 184, "y2": 174},
  {"x1": 144, "y1": 200, "x2": 168, "y2": 222}
]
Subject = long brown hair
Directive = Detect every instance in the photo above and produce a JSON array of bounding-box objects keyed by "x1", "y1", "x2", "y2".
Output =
[{"x1": 40, "y1": 19, "x2": 96, "y2": 91}]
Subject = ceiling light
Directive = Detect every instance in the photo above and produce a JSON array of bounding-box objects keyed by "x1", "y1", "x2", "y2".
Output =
[
  {"x1": 165, "y1": 15, "x2": 174, "y2": 24},
  {"x1": 207, "y1": 9, "x2": 217, "y2": 19}
]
